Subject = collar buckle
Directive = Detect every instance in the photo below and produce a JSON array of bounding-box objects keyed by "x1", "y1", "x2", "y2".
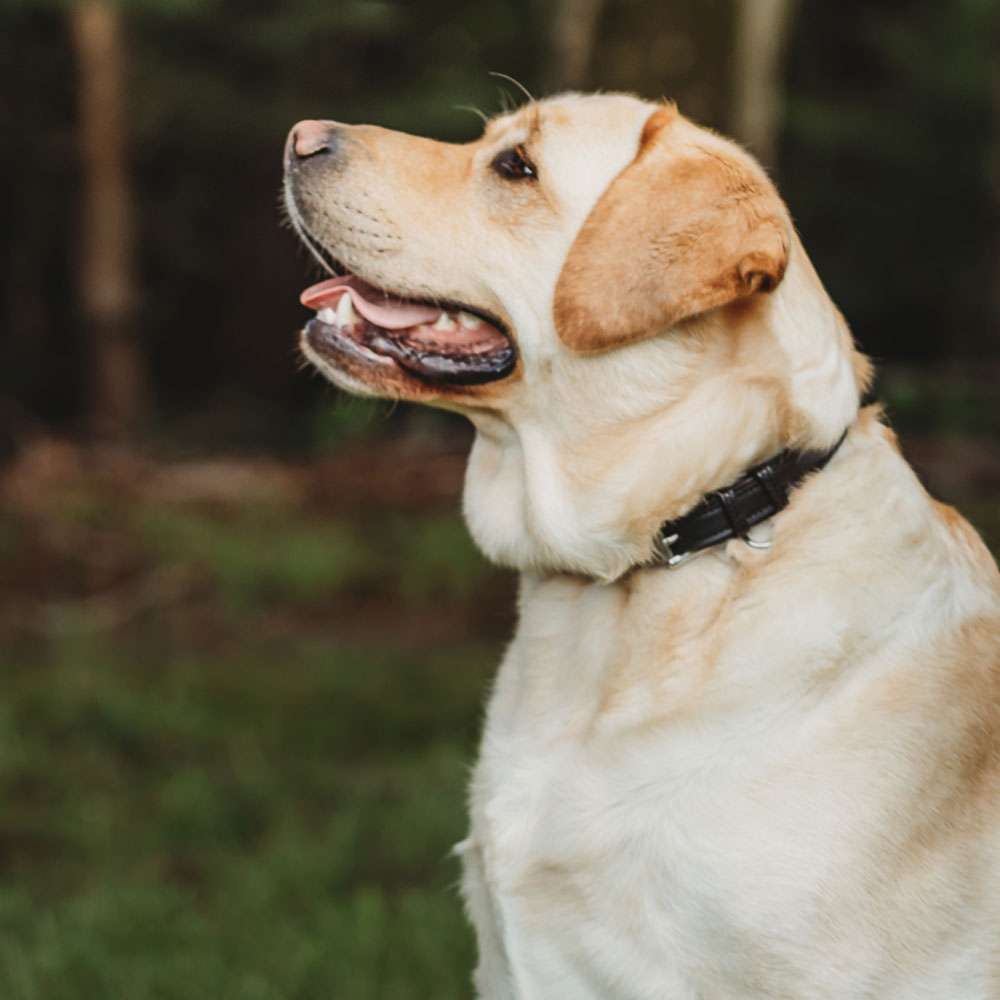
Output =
[{"x1": 651, "y1": 532, "x2": 697, "y2": 569}]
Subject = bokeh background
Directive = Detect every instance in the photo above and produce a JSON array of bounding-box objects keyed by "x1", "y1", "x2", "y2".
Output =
[{"x1": 1, "y1": 1, "x2": 998, "y2": 996}]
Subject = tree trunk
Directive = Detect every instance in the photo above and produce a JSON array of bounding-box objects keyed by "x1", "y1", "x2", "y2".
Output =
[
  {"x1": 70, "y1": 0, "x2": 143, "y2": 442},
  {"x1": 731, "y1": 0, "x2": 797, "y2": 170},
  {"x1": 545, "y1": 0, "x2": 606, "y2": 92}
]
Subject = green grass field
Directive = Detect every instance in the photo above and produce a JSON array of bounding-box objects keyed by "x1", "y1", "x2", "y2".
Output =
[
  {"x1": 1, "y1": 633, "x2": 488, "y2": 999},
  {"x1": 0, "y1": 456, "x2": 510, "y2": 999}
]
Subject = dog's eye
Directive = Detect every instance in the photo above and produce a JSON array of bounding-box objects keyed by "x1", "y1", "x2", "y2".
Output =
[{"x1": 491, "y1": 144, "x2": 538, "y2": 181}]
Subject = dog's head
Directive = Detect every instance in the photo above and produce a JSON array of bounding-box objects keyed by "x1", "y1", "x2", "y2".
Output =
[
  {"x1": 283, "y1": 93, "x2": 790, "y2": 400},
  {"x1": 284, "y1": 93, "x2": 864, "y2": 577}
]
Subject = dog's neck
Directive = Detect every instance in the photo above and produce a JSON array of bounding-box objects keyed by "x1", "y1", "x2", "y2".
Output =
[{"x1": 462, "y1": 238, "x2": 868, "y2": 581}]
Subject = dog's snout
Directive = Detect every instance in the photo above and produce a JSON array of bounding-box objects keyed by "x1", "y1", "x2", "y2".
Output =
[{"x1": 287, "y1": 120, "x2": 341, "y2": 162}]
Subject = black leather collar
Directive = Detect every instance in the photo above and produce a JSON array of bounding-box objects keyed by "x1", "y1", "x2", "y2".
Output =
[{"x1": 650, "y1": 428, "x2": 849, "y2": 567}]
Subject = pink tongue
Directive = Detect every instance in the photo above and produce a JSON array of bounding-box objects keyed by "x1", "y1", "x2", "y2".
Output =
[{"x1": 300, "y1": 276, "x2": 440, "y2": 330}]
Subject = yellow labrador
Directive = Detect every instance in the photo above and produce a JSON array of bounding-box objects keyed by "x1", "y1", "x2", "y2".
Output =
[{"x1": 283, "y1": 94, "x2": 1000, "y2": 999}]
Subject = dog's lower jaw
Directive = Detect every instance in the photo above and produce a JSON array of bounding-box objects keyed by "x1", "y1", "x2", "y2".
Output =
[{"x1": 299, "y1": 334, "x2": 386, "y2": 399}]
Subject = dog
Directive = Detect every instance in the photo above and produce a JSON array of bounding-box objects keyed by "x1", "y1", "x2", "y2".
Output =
[{"x1": 283, "y1": 93, "x2": 1000, "y2": 999}]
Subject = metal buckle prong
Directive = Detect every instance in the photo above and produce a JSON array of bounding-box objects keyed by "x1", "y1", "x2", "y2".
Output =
[{"x1": 652, "y1": 532, "x2": 695, "y2": 568}]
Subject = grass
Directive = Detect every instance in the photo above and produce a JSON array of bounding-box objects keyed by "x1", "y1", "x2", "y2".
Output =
[
  {"x1": 137, "y1": 506, "x2": 493, "y2": 612},
  {"x1": 0, "y1": 480, "x2": 506, "y2": 999},
  {"x1": 137, "y1": 508, "x2": 377, "y2": 609},
  {"x1": 0, "y1": 634, "x2": 491, "y2": 999}
]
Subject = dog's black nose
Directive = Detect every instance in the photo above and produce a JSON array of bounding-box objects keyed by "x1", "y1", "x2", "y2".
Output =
[{"x1": 286, "y1": 120, "x2": 340, "y2": 162}]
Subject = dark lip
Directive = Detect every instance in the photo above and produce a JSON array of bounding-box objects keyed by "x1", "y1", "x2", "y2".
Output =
[{"x1": 304, "y1": 314, "x2": 516, "y2": 386}]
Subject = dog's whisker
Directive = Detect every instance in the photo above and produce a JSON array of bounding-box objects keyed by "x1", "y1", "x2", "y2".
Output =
[
  {"x1": 454, "y1": 103, "x2": 490, "y2": 127},
  {"x1": 488, "y1": 71, "x2": 535, "y2": 106}
]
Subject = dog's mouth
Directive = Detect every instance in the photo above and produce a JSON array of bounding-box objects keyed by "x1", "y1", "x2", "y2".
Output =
[{"x1": 300, "y1": 275, "x2": 516, "y2": 386}]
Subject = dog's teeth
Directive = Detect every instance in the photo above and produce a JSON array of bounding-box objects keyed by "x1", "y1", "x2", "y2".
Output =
[
  {"x1": 317, "y1": 308, "x2": 336, "y2": 325},
  {"x1": 433, "y1": 312, "x2": 457, "y2": 331},
  {"x1": 458, "y1": 311, "x2": 480, "y2": 329},
  {"x1": 336, "y1": 293, "x2": 356, "y2": 328}
]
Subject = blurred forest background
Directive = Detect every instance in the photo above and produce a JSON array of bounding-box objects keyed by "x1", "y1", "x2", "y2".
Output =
[{"x1": 0, "y1": 0, "x2": 998, "y2": 996}]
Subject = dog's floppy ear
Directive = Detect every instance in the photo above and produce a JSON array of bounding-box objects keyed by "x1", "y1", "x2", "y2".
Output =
[{"x1": 553, "y1": 107, "x2": 789, "y2": 352}]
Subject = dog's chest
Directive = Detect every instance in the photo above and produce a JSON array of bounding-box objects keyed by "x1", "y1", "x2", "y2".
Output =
[
  {"x1": 462, "y1": 575, "x2": 825, "y2": 996},
  {"x1": 460, "y1": 572, "x2": 996, "y2": 999}
]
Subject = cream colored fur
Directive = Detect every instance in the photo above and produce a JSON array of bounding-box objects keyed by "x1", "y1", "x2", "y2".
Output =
[{"x1": 286, "y1": 93, "x2": 1000, "y2": 999}]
